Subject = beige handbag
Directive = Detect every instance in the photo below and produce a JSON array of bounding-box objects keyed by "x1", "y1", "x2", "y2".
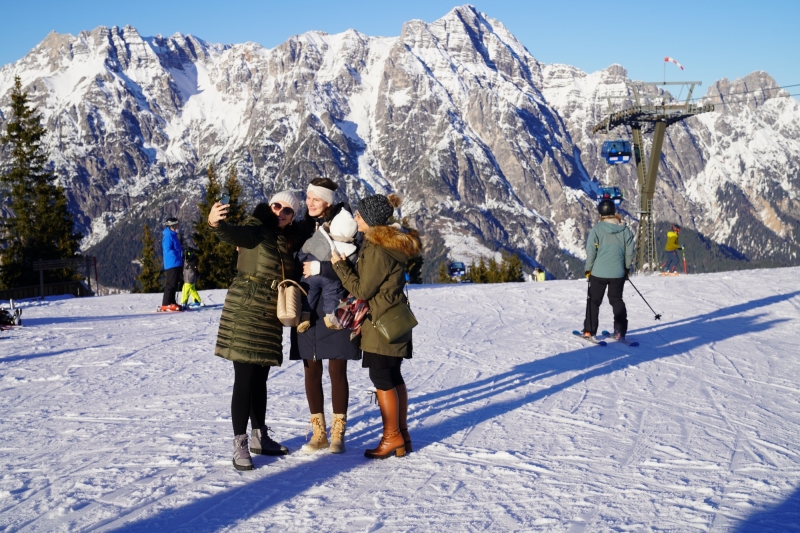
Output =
[
  {"x1": 276, "y1": 280, "x2": 307, "y2": 327},
  {"x1": 275, "y1": 252, "x2": 307, "y2": 327}
]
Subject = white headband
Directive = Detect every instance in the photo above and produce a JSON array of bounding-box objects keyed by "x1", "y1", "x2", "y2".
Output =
[{"x1": 307, "y1": 184, "x2": 335, "y2": 206}]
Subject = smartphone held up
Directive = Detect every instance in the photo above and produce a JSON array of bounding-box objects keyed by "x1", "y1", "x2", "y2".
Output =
[{"x1": 219, "y1": 188, "x2": 230, "y2": 206}]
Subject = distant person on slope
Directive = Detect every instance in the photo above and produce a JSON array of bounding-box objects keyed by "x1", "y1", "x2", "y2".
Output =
[
  {"x1": 180, "y1": 249, "x2": 202, "y2": 308},
  {"x1": 161, "y1": 218, "x2": 184, "y2": 312},
  {"x1": 661, "y1": 224, "x2": 683, "y2": 275},
  {"x1": 331, "y1": 193, "x2": 421, "y2": 459},
  {"x1": 208, "y1": 191, "x2": 300, "y2": 471},
  {"x1": 582, "y1": 199, "x2": 634, "y2": 342},
  {"x1": 534, "y1": 267, "x2": 546, "y2": 282}
]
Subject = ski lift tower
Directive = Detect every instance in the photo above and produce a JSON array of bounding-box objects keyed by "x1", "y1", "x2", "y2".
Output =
[{"x1": 592, "y1": 82, "x2": 714, "y2": 272}]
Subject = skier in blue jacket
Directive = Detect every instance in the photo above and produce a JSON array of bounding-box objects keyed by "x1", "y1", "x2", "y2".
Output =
[
  {"x1": 161, "y1": 218, "x2": 184, "y2": 311},
  {"x1": 582, "y1": 199, "x2": 634, "y2": 341}
]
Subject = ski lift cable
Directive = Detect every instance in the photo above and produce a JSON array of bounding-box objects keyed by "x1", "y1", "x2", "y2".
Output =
[{"x1": 687, "y1": 83, "x2": 800, "y2": 102}]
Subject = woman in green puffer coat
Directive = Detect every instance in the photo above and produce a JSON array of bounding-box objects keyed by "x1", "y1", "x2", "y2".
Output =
[
  {"x1": 208, "y1": 190, "x2": 300, "y2": 471},
  {"x1": 331, "y1": 193, "x2": 422, "y2": 460}
]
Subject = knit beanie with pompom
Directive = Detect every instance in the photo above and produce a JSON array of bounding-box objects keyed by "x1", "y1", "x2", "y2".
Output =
[{"x1": 357, "y1": 193, "x2": 401, "y2": 227}]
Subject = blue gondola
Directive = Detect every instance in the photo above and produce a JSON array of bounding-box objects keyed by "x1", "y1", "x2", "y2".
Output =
[
  {"x1": 601, "y1": 140, "x2": 632, "y2": 164},
  {"x1": 597, "y1": 186, "x2": 624, "y2": 206},
  {"x1": 449, "y1": 262, "x2": 466, "y2": 279}
]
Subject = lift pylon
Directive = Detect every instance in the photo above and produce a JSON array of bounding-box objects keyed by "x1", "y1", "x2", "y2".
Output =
[{"x1": 592, "y1": 81, "x2": 715, "y2": 272}]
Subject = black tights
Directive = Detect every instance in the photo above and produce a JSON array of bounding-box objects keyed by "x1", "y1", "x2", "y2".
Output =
[
  {"x1": 303, "y1": 359, "x2": 349, "y2": 414},
  {"x1": 369, "y1": 365, "x2": 405, "y2": 391},
  {"x1": 231, "y1": 361, "x2": 270, "y2": 436}
]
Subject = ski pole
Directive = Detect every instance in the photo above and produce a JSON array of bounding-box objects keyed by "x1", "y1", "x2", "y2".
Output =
[
  {"x1": 626, "y1": 278, "x2": 662, "y2": 320},
  {"x1": 682, "y1": 249, "x2": 687, "y2": 274}
]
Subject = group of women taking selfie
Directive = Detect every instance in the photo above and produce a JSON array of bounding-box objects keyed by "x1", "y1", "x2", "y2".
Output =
[{"x1": 206, "y1": 178, "x2": 421, "y2": 471}]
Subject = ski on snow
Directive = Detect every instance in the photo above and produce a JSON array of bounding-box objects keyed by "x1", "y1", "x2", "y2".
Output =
[
  {"x1": 572, "y1": 330, "x2": 607, "y2": 346},
  {"x1": 601, "y1": 330, "x2": 639, "y2": 346}
]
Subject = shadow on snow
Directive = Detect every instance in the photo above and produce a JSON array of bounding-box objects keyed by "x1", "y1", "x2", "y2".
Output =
[{"x1": 107, "y1": 291, "x2": 799, "y2": 532}]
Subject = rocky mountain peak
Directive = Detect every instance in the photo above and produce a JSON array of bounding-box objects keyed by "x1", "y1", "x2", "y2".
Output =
[{"x1": 1, "y1": 7, "x2": 798, "y2": 288}]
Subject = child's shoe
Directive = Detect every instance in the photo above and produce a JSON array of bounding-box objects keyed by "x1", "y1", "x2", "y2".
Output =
[
  {"x1": 324, "y1": 314, "x2": 342, "y2": 330},
  {"x1": 297, "y1": 312, "x2": 311, "y2": 333}
]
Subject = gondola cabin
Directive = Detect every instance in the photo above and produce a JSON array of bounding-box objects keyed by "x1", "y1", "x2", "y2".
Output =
[
  {"x1": 600, "y1": 140, "x2": 632, "y2": 164},
  {"x1": 597, "y1": 186, "x2": 624, "y2": 206},
  {"x1": 448, "y1": 262, "x2": 466, "y2": 279}
]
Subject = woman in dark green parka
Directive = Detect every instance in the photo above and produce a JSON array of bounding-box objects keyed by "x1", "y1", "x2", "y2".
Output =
[{"x1": 208, "y1": 190, "x2": 300, "y2": 471}]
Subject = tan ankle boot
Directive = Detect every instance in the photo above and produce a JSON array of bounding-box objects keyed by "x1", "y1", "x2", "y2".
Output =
[
  {"x1": 329, "y1": 413, "x2": 347, "y2": 454},
  {"x1": 301, "y1": 413, "x2": 329, "y2": 453},
  {"x1": 396, "y1": 384, "x2": 412, "y2": 453},
  {"x1": 365, "y1": 389, "x2": 406, "y2": 459}
]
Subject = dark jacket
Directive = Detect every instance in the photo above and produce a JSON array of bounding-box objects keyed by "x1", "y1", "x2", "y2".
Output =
[
  {"x1": 334, "y1": 224, "x2": 422, "y2": 357},
  {"x1": 290, "y1": 203, "x2": 361, "y2": 361},
  {"x1": 162, "y1": 228, "x2": 183, "y2": 270},
  {"x1": 212, "y1": 211, "x2": 296, "y2": 366},
  {"x1": 585, "y1": 215, "x2": 634, "y2": 279},
  {"x1": 183, "y1": 260, "x2": 198, "y2": 285}
]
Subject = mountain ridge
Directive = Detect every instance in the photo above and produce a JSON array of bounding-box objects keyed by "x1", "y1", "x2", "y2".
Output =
[{"x1": 1, "y1": 5, "x2": 798, "y2": 288}]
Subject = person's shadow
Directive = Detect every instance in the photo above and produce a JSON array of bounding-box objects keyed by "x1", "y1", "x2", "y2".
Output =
[{"x1": 106, "y1": 291, "x2": 799, "y2": 532}]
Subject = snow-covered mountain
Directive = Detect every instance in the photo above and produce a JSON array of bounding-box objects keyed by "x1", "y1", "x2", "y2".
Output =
[{"x1": 1, "y1": 5, "x2": 799, "y2": 287}]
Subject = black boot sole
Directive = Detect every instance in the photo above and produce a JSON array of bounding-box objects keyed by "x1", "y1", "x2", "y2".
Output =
[
  {"x1": 232, "y1": 458, "x2": 254, "y2": 471},
  {"x1": 250, "y1": 447, "x2": 289, "y2": 456}
]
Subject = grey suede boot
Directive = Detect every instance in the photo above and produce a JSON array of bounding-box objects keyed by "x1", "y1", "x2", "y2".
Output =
[
  {"x1": 301, "y1": 413, "x2": 329, "y2": 453},
  {"x1": 251, "y1": 425, "x2": 289, "y2": 456},
  {"x1": 233, "y1": 434, "x2": 254, "y2": 471}
]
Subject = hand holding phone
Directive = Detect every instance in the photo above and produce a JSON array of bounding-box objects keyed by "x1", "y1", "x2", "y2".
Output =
[{"x1": 220, "y1": 188, "x2": 230, "y2": 206}]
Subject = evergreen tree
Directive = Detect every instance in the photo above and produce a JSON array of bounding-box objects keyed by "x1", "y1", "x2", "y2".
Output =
[
  {"x1": 486, "y1": 257, "x2": 502, "y2": 283},
  {"x1": 436, "y1": 262, "x2": 453, "y2": 283},
  {"x1": 134, "y1": 224, "x2": 162, "y2": 293},
  {"x1": 469, "y1": 258, "x2": 488, "y2": 283},
  {"x1": 0, "y1": 76, "x2": 81, "y2": 289},
  {"x1": 192, "y1": 163, "x2": 246, "y2": 289},
  {"x1": 502, "y1": 252, "x2": 525, "y2": 282},
  {"x1": 406, "y1": 255, "x2": 424, "y2": 284}
]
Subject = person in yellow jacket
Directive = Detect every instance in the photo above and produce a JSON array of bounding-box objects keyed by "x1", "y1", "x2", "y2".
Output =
[
  {"x1": 661, "y1": 224, "x2": 684, "y2": 274},
  {"x1": 533, "y1": 267, "x2": 546, "y2": 282}
]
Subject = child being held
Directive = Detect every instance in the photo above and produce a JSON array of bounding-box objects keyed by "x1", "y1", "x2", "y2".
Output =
[{"x1": 297, "y1": 209, "x2": 358, "y2": 331}]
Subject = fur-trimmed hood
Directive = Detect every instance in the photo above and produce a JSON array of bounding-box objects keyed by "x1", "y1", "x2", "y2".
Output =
[{"x1": 364, "y1": 224, "x2": 422, "y2": 262}]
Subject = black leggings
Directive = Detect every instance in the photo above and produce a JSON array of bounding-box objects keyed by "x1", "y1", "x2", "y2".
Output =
[
  {"x1": 303, "y1": 359, "x2": 349, "y2": 414},
  {"x1": 231, "y1": 361, "x2": 270, "y2": 436},
  {"x1": 369, "y1": 364, "x2": 405, "y2": 391}
]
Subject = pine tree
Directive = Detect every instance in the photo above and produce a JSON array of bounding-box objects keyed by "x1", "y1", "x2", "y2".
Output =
[
  {"x1": 470, "y1": 258, "x2": 488, "y2": 283},
  {"x1": 0, "y1": 76, "x2": 81, "y2": 289},
  {"x1": 486, "y1": 258, "x2": 502, "y2": 283},
  {"x1": 502, "y1": 253, "x2": 525, "y2": 282},
  {"x1": 192, "y1": 163, "x2": 246, "y2": 289},
  {"x1": 135, "y1": 224, "x2": 162, "y2": 293},
  {"x1": 436, "y1": 262, "x2": 453, "y2": 283},
  {"x1": 406, "y1": 255, "x2": 424, "y2": 284}
]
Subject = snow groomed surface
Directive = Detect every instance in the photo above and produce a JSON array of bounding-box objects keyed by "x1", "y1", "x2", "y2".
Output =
[{"x1": 1, "y1": 268, "x2": 799, "y2": 531}]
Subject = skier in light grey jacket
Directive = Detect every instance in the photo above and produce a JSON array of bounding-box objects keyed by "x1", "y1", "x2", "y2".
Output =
[{"x1": 582, "y1": 199, "x2": 635, "y2": 341}]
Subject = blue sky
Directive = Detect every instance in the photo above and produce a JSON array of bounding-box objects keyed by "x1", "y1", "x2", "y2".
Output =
[{"x1": 1, "y1": 0, "x2": 798, "y2": 92}]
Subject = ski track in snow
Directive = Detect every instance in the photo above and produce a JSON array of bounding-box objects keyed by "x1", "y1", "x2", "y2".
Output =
[{"x1": 1, "y1": 269, "x2": 799, "y2": 532}]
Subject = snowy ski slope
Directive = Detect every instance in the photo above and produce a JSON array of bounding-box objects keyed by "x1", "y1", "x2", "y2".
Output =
[{"x1": 1, "y1": 268, "x2": 799, "y2": 532}]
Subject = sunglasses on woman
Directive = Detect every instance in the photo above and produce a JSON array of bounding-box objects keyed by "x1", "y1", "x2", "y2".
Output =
[{"x1": 271, "y1": 203, "x2": 295, "y2": 217}]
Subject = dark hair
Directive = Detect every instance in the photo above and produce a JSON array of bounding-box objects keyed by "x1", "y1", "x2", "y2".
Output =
[{"x1": 310, "y1": 177, "x2": 338, "y2": 191}]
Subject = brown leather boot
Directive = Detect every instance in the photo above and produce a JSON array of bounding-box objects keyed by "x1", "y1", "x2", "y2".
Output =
[
  {"x1": 365, "y1": 388, "x2": 406, "y2": 459},
  {"x1": 396, "y1": 383, "x2": 412, "y2": 453}
]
